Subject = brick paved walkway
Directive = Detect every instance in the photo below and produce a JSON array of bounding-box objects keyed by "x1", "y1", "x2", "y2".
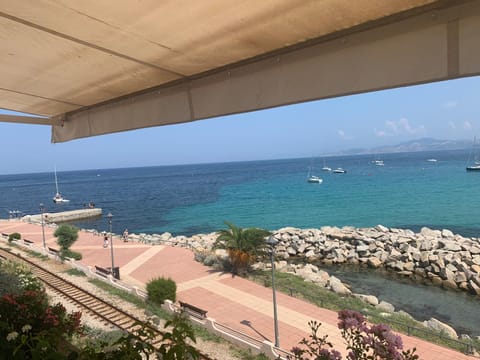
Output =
[{"x1": 0, "y1": 220, "x2": 476, "y2": 359}]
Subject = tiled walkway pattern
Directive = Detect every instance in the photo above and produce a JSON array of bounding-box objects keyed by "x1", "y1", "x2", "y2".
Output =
[{"x1": 0, "y1": 220, "x2": 476, "y2": 360}]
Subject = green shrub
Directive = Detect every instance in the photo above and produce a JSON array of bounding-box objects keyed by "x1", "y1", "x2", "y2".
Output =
[
  {"x1": 146, "y1": 277, "x2": 177, "y2": 305},
  {"x1": 54, "y1": 224, "x2": 79, "y2": 251},
  {"x1": 62, "y1": 249, "x2": 82, "y2": 260},
  {"x1": 8, "y1": 232, "x2": 21, "y2": 243}
]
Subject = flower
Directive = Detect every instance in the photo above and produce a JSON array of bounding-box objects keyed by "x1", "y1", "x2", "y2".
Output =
[
  {"x1": 21, "y1": 324, "x2": 32, "y2": 333},
  {"x1": 6, "y1": 331, "x2": 19, "y2": 341}
]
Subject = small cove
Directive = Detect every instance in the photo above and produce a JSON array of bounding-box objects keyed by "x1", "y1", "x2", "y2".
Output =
[{"x1": 322, "y1": 265, "x2": 480, "y2": 336}]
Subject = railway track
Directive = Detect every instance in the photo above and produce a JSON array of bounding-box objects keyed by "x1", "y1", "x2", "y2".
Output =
[{"x1": 0, "y1": 247, "x2": 214, "y2": 359}]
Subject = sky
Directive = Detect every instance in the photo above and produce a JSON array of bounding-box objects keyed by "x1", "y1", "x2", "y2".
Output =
[{"x1": 1, "y1": 75, "x2": 479, "y2": 175}]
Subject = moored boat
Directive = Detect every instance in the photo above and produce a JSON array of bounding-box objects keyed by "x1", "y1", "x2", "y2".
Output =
[{"x1": 307, "y1": 175, "x2": 323, "y2": 183}]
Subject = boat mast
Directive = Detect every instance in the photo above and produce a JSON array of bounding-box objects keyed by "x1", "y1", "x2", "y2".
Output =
[{"x1": 54, "y1": 165, "x2": 59, "y2": 194}]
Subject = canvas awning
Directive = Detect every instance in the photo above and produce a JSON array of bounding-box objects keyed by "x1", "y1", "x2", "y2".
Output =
[{"x1": 1, "y1": 0, "x2": 479, "y2": 142}]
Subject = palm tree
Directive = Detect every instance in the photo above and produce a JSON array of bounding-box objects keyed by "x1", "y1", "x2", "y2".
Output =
[{"x1": 214, "y1": 221, "x2": 271, "y2": 274}]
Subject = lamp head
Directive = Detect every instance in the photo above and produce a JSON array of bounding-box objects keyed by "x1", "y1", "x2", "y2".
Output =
[
  {"x1": 107, "y1": 212, "x2": 113, "y2": 221},
  {"x1": 266, "y1": 235, "x2": 278, "y2": 247}
]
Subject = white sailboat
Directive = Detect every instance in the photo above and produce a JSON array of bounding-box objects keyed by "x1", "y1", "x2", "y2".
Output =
[
  {"x1": 53, "y1": 166, "x2": 69, "y2": 203},
  {"x1": 321, "y1": 159, "x2": 332, "y2": 172},
  {"x1": 466, "y1": 137, "x2": 480, "y2": 172},
  {"x1": 307, "y1": 166, "x2": 323, "y2": 183}
]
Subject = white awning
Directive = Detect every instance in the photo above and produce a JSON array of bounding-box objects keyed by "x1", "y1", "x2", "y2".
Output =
[{"x1": 1, "y1": 1, "x2": 479, "y2": 142}]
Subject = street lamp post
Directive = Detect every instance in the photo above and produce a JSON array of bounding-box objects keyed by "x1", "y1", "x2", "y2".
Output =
[
  {"x1": 266, "y1": 235, "x2": 280, "y2": 348},
  {"x1": 39, "y1": 203, "x2": 46, "y2": 249},
  {"x1": 107, "y1": 212, "x2": 115, "y2": 278}
]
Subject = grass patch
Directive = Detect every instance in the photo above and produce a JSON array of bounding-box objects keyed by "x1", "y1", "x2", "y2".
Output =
[
  {"x1": 64, "y1": 268, "x2": 87, "y2": 277},
  {"x1": 191, "y1": 323, "x2": 224, "y2": 343},
  {"x1": 88, "y1": 278, "x2": 149, "y2": 310},
  {"x1": 24, "y1": 249, "x2": 49, "y2": 260},
  {"x1": 229, "y1": 348, "x2": 270, "y2": 360},
  {"x1": 248, "y1": 269, "x2": 477, "y2": 354}
]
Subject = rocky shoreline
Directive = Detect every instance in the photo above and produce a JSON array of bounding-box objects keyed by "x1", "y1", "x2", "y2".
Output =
[
  {"x1": 127, "y1": 224, "x2": 480, "y2": 297},
  {"x1": 120, "y1": 224, "x2": 480, "y2": 340}
]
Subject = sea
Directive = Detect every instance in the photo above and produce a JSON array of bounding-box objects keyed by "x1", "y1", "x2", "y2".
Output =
[
  {"x1": 2, "y1": 148, "x2": 480, "y2": 335},
  {"x1": 1, "y1": 148, "x2": 479, "y2": 237}
]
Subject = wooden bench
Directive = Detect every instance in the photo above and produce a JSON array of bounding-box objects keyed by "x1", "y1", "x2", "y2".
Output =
[
  {"x1": 1, "y1": 233, "x2": 9, "y2": 238},
  {"x1": 48, "y1": 247, "x2": 59, "y2": 256},
  {"x1": 94, "y1": 265, "x2": 111, "y2": 277},
  {"x1": 24, "y1": 239, "x2": 35, "y2": 245},
  {"x1": 179, "y1": 301, "x2": 208, "y2": 319}
]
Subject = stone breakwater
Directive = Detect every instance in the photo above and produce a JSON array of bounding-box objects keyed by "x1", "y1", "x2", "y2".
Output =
[
  {"x1": 126, "y1": 224, "x2": 480, "y2": 297},
  {"x1": 269, "y1": 224, "x2": 480, "y2": 296}
]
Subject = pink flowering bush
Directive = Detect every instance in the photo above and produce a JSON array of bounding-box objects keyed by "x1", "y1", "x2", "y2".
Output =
[
  {"x1": 0, "y1": 289, "x2": 83, "y2": 359},
  {"x1": 289, "y1": 310, "x2": 419, "y2": 360}
]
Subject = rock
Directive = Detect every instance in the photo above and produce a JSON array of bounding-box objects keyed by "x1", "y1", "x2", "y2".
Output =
[
  {"x1": 354, "y1": 293, "x2": 379, "y2": 306},
  {"x1": 455, "y1": 272, "x2": 468, "y2": 283},
  {"x1": 470, "y1": 247, "x2": 480, "y2": 255},
  {"x1": 442, "y1": 279, "x2": 458, "y2": 290},
  {"x1": 468, "y1": 279, "x2": 480, "y2": 295},
  {"x1": 214, "y1": 249, "x2": 228, "y2": 259},
  {"x1": 419, "y1": 240, "x2": 433, "y2": 251},
  {"x1": 430, "y1": 274, "x2": 443, "y2": 286},
  {"x1": 376, "y1": 301, "x2": 395, "y2": 313},
  {"x1": 439, "y1": 240, "x2": 462, "y2": 252},
  {"x1": 396, "y1": 310, "x2": 414, "y2": 320},
  {"x1": 375, "y1": 224, "x2": 389, "y2": 233},
  {"x1": 440, "y1": 267, "x2": 455, "y2": 281},
  {"x1": 442, "y1": 229, "x2": 454, "y2": 238},
  {"x1": 329, "y1": 276, "x2": 351, "y2": 295},
  {"x1": 421, "y1": 227, "x2": 442, "y2": 237},
  {"x1": 367, "y1": 257, "x2": 382, "y2": 268},
  {"x1": 423, "y1": 318, "x2": 458, "y2": 339},
  {"x1": 286, "y1": 246, "x2": 297, "y2": 255}
]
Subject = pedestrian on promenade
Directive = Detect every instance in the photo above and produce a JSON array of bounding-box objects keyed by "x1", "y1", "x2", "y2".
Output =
[
  {"x1": 123, "y1": 228, "x2": 129, "y2": 242},
  {"x1": 103, "y1": 232, "x2": 109, "y2": 248}
]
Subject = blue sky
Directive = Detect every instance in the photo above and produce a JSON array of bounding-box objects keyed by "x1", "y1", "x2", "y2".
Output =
[{"x1": 1, "y1": 76, "x2": 479, "y2": 175}]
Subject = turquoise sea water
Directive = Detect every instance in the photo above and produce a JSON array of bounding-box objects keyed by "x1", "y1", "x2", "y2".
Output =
[{"x1": 1, "y1": 149, "x2": 479, "y2": 236}]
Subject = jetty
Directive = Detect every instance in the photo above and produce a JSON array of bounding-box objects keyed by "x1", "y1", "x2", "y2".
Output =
[{"x1": 23, "y1": 208, "x2": 103, "y2": 224}]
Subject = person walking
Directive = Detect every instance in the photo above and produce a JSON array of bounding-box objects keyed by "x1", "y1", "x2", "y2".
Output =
[
  {"x1": 103, "y1": 232, "x2": 109, "y2": 248},
  {"x1": 123, "y1": 228, "x2": 129, "y2": 242}
]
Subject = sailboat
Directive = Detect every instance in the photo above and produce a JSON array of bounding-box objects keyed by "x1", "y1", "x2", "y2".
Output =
[
  {"x1": 321, "y1": 159, "x2": 332, "y2": 172},
  {"x1": 307, "y1": 166, "x2": 323, "y2": 183},
  {"x1": 53, "y1": 166, "x2": 70, "y2": 203},
  {"x1": 466, "y1": 137, "x2": 480, "y2": 172}
]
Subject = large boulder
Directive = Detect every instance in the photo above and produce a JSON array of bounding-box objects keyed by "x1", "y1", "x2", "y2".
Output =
[
  {"x1": 367, "y1": 257, "x2": 382, "y2": 268},
  {"x1": 354, "y1": 293, "x2": 379, "y2": 306},
  {"x1": 329, "y1": 276, "x2": 351, "y2": 295},
  {"x1": 376, "y1": 301, "x2": 395, "y2": 313},
  {"x1": 423, "y1": 318, "x2": 458, "y2": 339}
]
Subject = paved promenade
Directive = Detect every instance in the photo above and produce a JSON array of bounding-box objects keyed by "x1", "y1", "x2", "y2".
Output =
[{"x1": 0, "y1": 220, "x2": 476, "y2": 360}]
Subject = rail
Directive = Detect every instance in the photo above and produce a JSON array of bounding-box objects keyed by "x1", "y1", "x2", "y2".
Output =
[
  {"x1": 381, "y1": 317, "x2": 476, "y2": 355},
  {"x1": 0, "y1": 246, "x2": 215, "y2": 360}
]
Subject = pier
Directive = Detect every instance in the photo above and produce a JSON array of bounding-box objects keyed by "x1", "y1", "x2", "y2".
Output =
[{"x1": 24, "y1": 208, "x2": 103, "y2": 224}]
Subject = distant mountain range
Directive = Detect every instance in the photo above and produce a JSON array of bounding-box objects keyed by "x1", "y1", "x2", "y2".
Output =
[{"x1": 337, "y1": 138, "x2": 472, "y2": 156}]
